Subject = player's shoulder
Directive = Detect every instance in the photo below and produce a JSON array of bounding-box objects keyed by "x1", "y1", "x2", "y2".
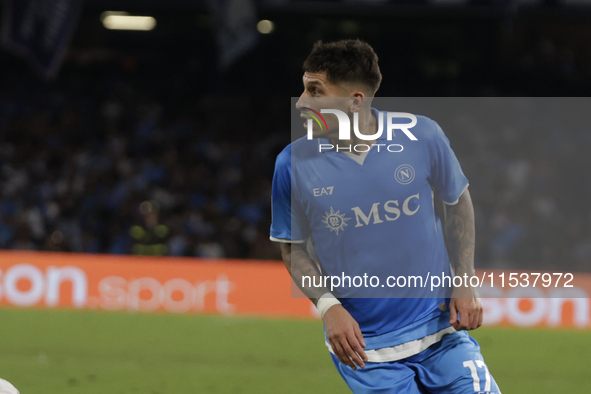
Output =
[
  {"x1": 274, "y1": 144, "x2": 291, "y2": 169},
  {"x1": 274, "y1": 136, "x2": 318, "y2": 168}
]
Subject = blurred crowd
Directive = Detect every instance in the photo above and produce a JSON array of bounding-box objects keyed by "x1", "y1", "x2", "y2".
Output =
[
  {"x1": 0, "y1": 60, "x2": 289, "y2": 261},
  {"x1": 433, "y1": 100, "x2": 591, "y2": 273},
  {"x1": 0, "y1": 26, "x2": 590, "y2": 272}
]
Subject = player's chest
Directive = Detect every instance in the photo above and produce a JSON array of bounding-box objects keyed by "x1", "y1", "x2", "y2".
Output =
[{"x1": 296, "y1": 151, "x2": 430, "y2": 216}]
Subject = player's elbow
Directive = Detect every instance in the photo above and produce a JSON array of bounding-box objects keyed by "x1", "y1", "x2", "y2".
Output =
[{"x1": 280, "y1": 243, "x2": 292, "y2": 266}]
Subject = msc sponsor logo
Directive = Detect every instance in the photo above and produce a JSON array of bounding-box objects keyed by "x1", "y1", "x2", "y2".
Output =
[
  {"x1": 351, "y1": 193, "x2": 420, "y2": 227},
  {"x1": 323, "y1": 193, "x2": 421, "y2": 234},
  {"x1": 322, "y1": 207, "x2": 351, "y2": 235}
]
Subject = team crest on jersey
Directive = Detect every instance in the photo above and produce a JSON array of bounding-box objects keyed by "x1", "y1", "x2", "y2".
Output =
[
  {"x1": 321, "y1": 207, "x2": 351, "y2": 235},
  {"x1": 395, "y1": 164, "x2": 415, "y2": 185}
]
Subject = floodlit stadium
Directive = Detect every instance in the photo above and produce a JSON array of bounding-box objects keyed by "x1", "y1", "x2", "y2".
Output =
[{"x1": 1, "y1": 1, "x2": 591, "y2": 393}]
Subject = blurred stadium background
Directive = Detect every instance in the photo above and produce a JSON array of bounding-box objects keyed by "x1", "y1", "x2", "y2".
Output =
[{"x1": 1, "y1": 0, "x2": 591, "y2": 392}]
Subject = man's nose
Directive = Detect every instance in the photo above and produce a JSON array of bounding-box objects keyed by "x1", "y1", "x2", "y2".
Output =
[{"x1": 295, "y1": 95, "x2": 308, "y2": 110}]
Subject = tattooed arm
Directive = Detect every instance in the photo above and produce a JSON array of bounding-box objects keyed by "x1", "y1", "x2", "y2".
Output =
[
  {"x1": 279, "y1": 242, "x2": 327, "y2": 305},
  {"x1": 280, "y1": 243, "x2": 367, "y2": 369},
  {"x1": 443, "y1": 189, "x2": 476, "y2": 278},
  {"x1": 440, "y1": 189, "x2": 484, "y2": 331}
]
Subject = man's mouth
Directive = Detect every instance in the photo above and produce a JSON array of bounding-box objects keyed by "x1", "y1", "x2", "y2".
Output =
[{"x1": 300, "y1": 114, "x2": 311, "y2": 129}]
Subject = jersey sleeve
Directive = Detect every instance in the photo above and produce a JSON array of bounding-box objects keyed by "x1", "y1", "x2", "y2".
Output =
[
  {"x1": 270, "y1": 146, "x2": 309, "y2": 243},
  {"x1": 428, "y1": 121, "x2": 469, "y2": 205}
]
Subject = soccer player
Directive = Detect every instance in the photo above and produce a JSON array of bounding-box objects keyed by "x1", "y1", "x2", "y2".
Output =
[{"x1": 270, "y1": 40, "x2": 501, "y2": 393}]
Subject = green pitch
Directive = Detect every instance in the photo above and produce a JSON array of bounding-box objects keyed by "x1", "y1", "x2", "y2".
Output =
[{"x1": 0, "y1": 309, "x2": 589, "y2": 393}]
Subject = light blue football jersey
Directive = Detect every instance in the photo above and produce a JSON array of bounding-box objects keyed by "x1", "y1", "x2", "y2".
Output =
[{"x1": 270, "y1": 109, "x2": 469, "y2": 349}]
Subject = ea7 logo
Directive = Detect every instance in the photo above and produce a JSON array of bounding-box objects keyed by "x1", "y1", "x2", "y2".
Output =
[
  {"x1": 313, "y1": 186, "x2": 334, "y2": 197},
  {"x1": 351, "y1": 193, "x2": 420, "y2": 227}
]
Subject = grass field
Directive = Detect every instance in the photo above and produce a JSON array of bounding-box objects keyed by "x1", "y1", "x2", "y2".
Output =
[{"x1": 0, "y1": 309, "x2": 589, "y2": 393}]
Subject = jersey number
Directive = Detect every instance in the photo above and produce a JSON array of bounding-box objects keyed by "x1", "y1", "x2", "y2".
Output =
[{"x1": 463, "y1": 360, "x2": 491, "y2": 392}]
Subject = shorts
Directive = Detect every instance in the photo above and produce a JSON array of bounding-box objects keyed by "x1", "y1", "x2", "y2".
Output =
[{"x1": 330, "y1": 330, "x2": 501, "y2": 394}]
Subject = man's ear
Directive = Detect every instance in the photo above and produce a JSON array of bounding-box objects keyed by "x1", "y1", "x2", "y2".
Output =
[{"x1": 349, "y1": 95, "x2": 365, "y2": 113}]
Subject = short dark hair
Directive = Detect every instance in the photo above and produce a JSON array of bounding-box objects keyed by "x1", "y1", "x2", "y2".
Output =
[{"x1": 303, "y1": 39, "x2": 382, "y2": 94}]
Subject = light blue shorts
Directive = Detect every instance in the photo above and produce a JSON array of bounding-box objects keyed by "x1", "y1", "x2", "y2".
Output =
[{"x1": 330, "y1": 330, "x2": 501, "y2": 394}]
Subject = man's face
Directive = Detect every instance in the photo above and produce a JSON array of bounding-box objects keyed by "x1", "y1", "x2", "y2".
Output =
[{"x1": 295, "y1": 72, "x2": 352, "y2": 139}]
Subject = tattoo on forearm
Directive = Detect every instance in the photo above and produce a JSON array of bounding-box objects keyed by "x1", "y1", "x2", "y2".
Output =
[
  {"x1": 281, "y1": 243, "x2": 328, "y2": 305},
  {"x1": 445, "y1": 193, "x2": 475, "y2": 275}
]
